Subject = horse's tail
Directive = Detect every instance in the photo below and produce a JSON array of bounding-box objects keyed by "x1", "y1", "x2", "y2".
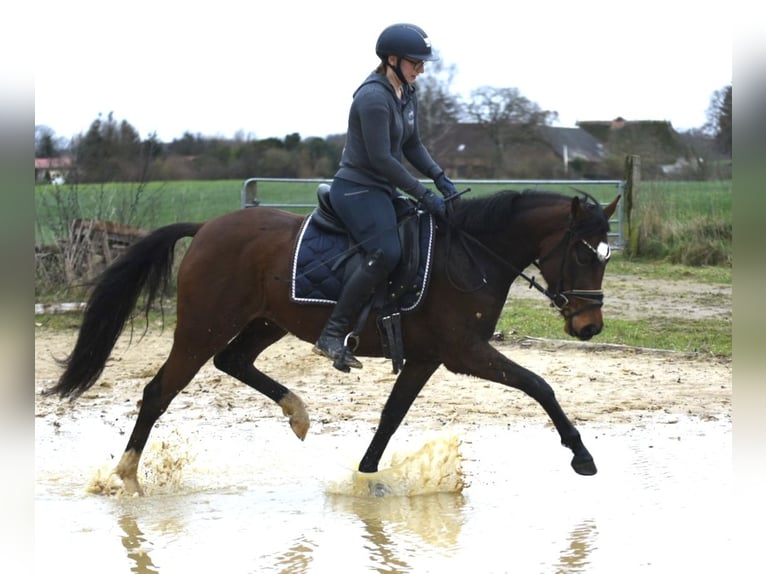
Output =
[{"x1": 46, "y1": 222, "x2": 204, "y2": 400}]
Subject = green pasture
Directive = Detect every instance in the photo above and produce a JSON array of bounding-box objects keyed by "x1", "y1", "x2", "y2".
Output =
[
  {"x1": 638, "y1": 180, "x2": 732, "y2": 220},
  {"x1": 34, "y1": 178, "x2": 732, "y2": 356},
  {"x1": 497, "y1": 302, "x2": 730, "y2": 356},
  {"x1": 34, "y1": 178, "x2": 731, "y2": 244},
  {"x1": 496, "y1": 252, "x2": 731, "y2": 356}
]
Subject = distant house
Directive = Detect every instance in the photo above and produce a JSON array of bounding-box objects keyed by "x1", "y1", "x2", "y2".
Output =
[
  {"x1": 35, "y1": 156, "x2": 74, "y2": 184},
  {"x1": 426, "y1": 117, "x2": 697, "y2": 180},
  {"x1": 576, "y1": 117, "x2": 694, "y2": 176},
  {"x1": 538, "y1": 126, "x2": 607, "y2": 176},
  {"x1": 424, "y1": 123, "x2": 606, "y2": 179},
  {"x1": 425, "y1": 123, "x2": 495, "y2": 179}
]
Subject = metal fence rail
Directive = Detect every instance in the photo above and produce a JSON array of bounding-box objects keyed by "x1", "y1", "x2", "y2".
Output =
[{"x1": 241, "y1": 177, "x2": 625, "y2": 247}]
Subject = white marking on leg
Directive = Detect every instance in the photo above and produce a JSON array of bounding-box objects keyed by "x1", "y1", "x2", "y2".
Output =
[{"x1": 279, "y1": 391, "x2": 310, "y2": 441}]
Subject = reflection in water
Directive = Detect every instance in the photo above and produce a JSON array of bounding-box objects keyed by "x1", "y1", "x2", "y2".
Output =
[
  {"x1": 118, "y1": 514, "x2": 159, "y2": 574},
  {"x1": 330, "y1": 492, "x2": 466, "y2": 570},
  {"x1": 274, "y1": 535, "x2": 317, "y2": 574},
  {"x1": 555, "y1": 519, "x2": 598, "y2": 573},
  {"x1": 320, "y1": 432, "x2": 466, "y2": 570},
  {"x1": 331, "y1": 492, "x2": 466, "y2": 546},
  {"x1": 359, "y1": 505, "x2": 409, "y2": 574}
]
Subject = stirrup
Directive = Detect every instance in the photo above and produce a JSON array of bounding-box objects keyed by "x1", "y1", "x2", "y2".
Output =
[{"x1": 336, "y1": 333, "x2": 363, "y2": 371}]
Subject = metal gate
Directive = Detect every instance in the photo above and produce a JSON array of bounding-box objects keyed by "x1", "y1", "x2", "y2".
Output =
[{"x1": 241, "y1": 177, "x2": 625, "y2": 247}]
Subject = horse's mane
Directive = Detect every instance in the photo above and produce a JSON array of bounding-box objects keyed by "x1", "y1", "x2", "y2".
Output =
[
  {"x1": 449, "y1": 189, "x2": 609, "y2": 237},
  {"x1": 449, "y1": 189, "x2": 560, "y2": 233}
]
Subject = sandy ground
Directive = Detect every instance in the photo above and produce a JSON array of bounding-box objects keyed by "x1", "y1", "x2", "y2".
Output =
[
  {"x1": 34, "y1": 274, "x2": 732, "y2": 436},
  {"x1": 32, "y1": 274, "x2": 735, "y2": 574}
]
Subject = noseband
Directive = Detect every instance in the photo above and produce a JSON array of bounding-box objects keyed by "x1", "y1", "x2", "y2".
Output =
[{"x1": 533, "y1": 226, "x2": 611, "y2": 324}]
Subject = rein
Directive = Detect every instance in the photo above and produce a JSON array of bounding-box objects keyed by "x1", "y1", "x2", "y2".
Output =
[
  {"x1": 445, "y1": 212, "x2": 609, "y2": 322},
  {"x1": 445, "y1": 224, "x2": 562, "y2": 303}
]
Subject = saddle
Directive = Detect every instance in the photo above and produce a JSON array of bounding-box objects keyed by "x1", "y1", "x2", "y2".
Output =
[{"x1": 292, "y1": 184, "x2": 435, "y2": 373}]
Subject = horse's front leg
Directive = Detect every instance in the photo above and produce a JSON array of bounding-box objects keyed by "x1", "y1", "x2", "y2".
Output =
[
  {"x1": 358, "y1": 359, "x2": 440, "y2": 473},
  {"x1": 447, "y1": 342, "x2": 597, "y2": 476}
]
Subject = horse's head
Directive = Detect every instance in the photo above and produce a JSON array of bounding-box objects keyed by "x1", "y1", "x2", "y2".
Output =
[{"x1": 536, "y1": 194, "x2": 620, "y2": 340}]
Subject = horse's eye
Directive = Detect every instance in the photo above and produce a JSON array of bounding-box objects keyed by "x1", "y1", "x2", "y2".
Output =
[{"x1": 574, "y1": 242, "x2": 597, "y2": 265}]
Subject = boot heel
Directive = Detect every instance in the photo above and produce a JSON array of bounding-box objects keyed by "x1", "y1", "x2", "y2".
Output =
[
  {"x1": 337, "y1": 347, "x2": 362, "y2": 370},
  {"x1": 332, "y1": 356, "x2": 352, "y2": 373}
]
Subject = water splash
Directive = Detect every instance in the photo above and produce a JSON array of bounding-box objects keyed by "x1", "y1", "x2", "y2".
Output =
[
  {"x1": 326, "y1": 433, "x2": 466, "y2": 497},
  {"x1": 86, "y1": 430, "x2": 194, "y2": 496}
]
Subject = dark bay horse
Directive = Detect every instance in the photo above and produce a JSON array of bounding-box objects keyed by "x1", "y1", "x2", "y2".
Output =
[{"x1": 47, "y1": 189, "x2": 619, "y2": 495}]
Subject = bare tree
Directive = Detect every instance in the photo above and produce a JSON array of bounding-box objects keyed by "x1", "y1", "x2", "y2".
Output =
[
  {"x1": 415, "y1": 54, "x2": 463, "y2": 151},
  {"x1": 464, "y1": 86, "x2": 558, "y2": 176}
]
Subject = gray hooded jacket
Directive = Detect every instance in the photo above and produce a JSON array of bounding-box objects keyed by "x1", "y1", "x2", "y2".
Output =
[{"x1": 334, "y1": 72, "x2": 442, "y2": 198}]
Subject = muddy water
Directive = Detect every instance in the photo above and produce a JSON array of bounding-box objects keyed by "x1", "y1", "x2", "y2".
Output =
[{"x1": 35, "y1": 412, "x2": 731, "y2": 573}]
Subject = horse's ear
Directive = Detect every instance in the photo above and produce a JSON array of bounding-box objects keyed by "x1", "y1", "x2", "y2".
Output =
[
  {"x1": 570, "y1": 196, "x2": 585, "y2": 220},
  {"x1": 571, "y1": 195, "x2": 621, "y2": 220},
  {"x1": 603, "y1": 195, "x2": 621, "y2": 219}
]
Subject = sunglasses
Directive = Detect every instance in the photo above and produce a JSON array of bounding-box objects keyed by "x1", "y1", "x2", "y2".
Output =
[{"x1": 402, "y1": 57, "x2": 425, "y2": 71}]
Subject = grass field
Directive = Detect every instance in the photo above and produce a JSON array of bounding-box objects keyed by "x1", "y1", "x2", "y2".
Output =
[
  {"x1": 497, "y1": 262, "x2": 731, "y2": 356},
  {"x1": 34, "y1": 178, "x2": 731, "y2": 243},
  {"x1": 34, "y1": 178, "x2": 732, "y2": 356},
  {"x1": 639, "y1": 180, "x2": 732, "y2": 220}
]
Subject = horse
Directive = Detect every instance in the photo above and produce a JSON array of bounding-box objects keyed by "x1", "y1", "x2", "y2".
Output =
[{"x1": 46, "y1": 188, "x2": 620, "y2": 495}]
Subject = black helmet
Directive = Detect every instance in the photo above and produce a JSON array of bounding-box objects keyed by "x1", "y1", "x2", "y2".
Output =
[{"x1": 375, "y1": 23, "x2": 439, "y2": 62}]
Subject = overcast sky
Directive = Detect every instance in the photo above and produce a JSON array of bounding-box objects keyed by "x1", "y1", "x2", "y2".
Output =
[{"x1": 33, "y1": 0, "x2": 732, "y2": 143}]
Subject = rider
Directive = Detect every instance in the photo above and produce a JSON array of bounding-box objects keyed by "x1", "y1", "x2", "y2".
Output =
[{"x1": 313, "y1": 22, "x2": 460, "y2": 371}]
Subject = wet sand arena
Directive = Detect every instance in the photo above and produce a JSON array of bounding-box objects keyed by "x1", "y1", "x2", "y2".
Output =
[{"x1": 35, "y1": 327, "x2": 732, "y2": 573}]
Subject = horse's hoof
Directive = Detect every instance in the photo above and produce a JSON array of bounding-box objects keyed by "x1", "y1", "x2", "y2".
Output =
[
  {"x1": 369, "y1": 481, "x2": 392, "y2": 497},
  {"x1": 280, "y1": 392, "x2": 310, "y2": 441},
  {"x1": 572, "y1": 456, "x2": 598, "y2": 476}
]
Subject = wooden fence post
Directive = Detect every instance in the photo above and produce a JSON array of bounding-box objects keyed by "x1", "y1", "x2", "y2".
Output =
[{"x1": 623, "y1": 154, "x2": 641, "y2": 256}]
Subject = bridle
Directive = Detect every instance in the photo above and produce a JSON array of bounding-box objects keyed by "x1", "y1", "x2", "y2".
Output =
[
  {"x1": 532, "y1": 222, "x2": 612, "y2": 321},
  {"x1": 446, "y1": 204, "x2": 612, "y2": 326}
]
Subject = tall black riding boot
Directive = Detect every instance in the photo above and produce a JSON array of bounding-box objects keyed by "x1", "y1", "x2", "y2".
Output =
[{"x1": 313, "y1": 251, "x2": 387, "y2": 372}]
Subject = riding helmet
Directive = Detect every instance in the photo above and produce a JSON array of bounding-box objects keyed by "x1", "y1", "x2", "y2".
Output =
[{"x1": 375, "y1": 23, "x2": 439, "y2": 61}]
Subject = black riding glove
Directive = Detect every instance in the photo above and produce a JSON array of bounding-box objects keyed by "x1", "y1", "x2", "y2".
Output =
[
  {"x1": 434, "y1": 172, "x2": 459, "y2": 201},
  {"x1": 415, "y1": 187, "x2": 446, "y2": 218}
]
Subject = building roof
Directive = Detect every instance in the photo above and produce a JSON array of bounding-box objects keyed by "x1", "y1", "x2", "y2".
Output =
[
  {"x1": 539, "y1": 126, "x2": 606, "y2": 162},
  {"x1": 34, "y1": 157, "x2": 73, "y2": 170},
  {"x1": 576, "y1": 118, "x2": 688, "y2": 163},
  {"x1": 429, "y1": 123, "x2": 605, "y2": 162}
]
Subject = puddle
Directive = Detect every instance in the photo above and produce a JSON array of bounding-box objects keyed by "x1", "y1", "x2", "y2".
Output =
[{"x1": 35, "y1": 414, "x2": 731, "y2": 573}]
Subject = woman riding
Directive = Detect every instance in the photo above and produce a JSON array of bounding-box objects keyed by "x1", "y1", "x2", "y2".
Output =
[{"x1": 313, "y1": 22, "x2": 460, "y2": 371}]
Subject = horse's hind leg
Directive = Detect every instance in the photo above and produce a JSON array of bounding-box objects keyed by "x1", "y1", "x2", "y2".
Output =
[
  {"x1": 213, "y1": 318, "x2": 309, "y2": 440},
  {"x1": 114, "y1": 352, "x2": 208, "y2": 495}
]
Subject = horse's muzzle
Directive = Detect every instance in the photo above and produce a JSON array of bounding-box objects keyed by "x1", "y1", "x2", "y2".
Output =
[
  {"x1": 560, "y1": 291, "x2": 604, "y2": 340},
  {"x1": 572, "y1": 321, "x2": 602, "y2": 341}
]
